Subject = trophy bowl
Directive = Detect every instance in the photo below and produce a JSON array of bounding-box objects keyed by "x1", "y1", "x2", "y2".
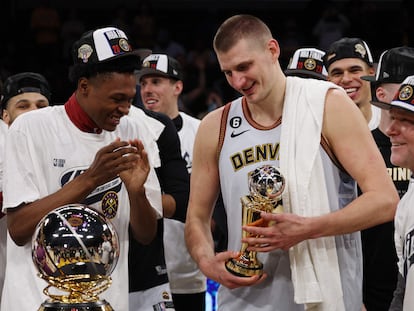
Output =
[
  {"x1": 225, "y1": 165, "x2": 285, "y2": 277},
  {"x1": 32, "y1": 204, "x2": 119, "y2": 311},
  {"x1": 249, "y1": 165, "x2": 285, "y2": 201}
]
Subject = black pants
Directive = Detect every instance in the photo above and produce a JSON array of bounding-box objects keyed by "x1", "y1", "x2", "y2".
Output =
[{"x1": 172, "y1": 292, "x2": 206, "y2": 311}]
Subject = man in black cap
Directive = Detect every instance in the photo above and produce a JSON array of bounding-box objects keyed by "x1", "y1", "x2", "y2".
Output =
[
  {"x1": 1, "y1": 72, "x2": 51, "y2": 125},
  {"x1": 361, "y1": 46, "x2": 414, "y2": 311},
  {"x1": 1, "y1": 26, "x2": 161, "y2": 311},
  {"x1": 0, "y1": 71, "x2": 51, "y2": 303},
  {"x1": 323, "y1": 37, "x2": 381, "y2": 130}
]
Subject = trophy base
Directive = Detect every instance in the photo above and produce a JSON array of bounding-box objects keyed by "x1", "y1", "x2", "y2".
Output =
[
  {"x1": 38, "y1": 300, "x2": 113, "y2": 311},
  {"x1": 225, "y1": 256, "x2": 263, "y2": 277}
]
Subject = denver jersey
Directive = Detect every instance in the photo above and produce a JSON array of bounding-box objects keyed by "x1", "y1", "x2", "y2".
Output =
[{"x1": 217, "y1": 96, "x2": 361, "y2": 311}]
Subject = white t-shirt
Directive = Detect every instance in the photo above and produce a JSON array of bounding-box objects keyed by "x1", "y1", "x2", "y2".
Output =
[
  {"x1": 163, "y1": 112, "x2": 206, "y2": 294},
  {"x1": 1, "y1": 106, "x2": 162, "y2": 311}
]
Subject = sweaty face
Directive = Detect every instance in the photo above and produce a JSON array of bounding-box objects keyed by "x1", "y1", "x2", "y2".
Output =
[
  {"x1": 82, "y1": 72, "x2": 137, "y2": 132},
  {"x1": 386, "y1": 107, "x2": 414, "y2": 171},
  {"x1": 327, "y1": 58, "x2": 374, "y2": 108},
  {"x1": 2, "y1": 92, "x2": 49, "y2": 125},
  {"x1": 140, "y1": 75, "x2": 181, "y2": 118}
]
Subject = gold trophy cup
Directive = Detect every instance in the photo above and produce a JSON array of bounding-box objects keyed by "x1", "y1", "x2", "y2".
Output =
[
  {"x1": 225, "y1": 165, "x2": 285, "y2": 277},
  {"x1": 32, "y1": 204, "x2": 119, "y2": 311}
]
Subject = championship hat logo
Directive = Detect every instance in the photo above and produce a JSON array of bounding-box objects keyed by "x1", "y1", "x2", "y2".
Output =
[
  {"x1": 399, "y1": 85, "x2": 413, "y2": 102},
  {"x1": 304, "y1": 58, "x2": 317, "y2": 71},
  {"x1": 354, "y1": 43, "x2": 367, "y2": 59}
]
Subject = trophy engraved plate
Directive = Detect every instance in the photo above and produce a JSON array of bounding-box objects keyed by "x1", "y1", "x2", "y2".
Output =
[
  {"x1": 32, "y1": 204, "x2": 119, "y2": 311},
  {"x1": 225, "y1": 165, "x2": 285, "y2": 277}
]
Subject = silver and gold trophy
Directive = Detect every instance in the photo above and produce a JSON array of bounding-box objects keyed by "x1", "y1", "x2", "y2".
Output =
[
  {"x1": 225, "y1": 164, "x2": 285, "y2": 277},
  {"x1": 32, "y1": 204, "x2": 119, "y2": 311}
]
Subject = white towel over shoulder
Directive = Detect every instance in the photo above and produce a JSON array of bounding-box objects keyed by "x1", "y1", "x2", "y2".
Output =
[{"x1": 280, "y1": 77, "x2": 346, "y2": 311}]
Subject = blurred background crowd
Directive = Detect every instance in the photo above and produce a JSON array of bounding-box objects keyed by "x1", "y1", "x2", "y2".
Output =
[{"x1": 0, "y1": 0, "x2": 413, "y2": 117}]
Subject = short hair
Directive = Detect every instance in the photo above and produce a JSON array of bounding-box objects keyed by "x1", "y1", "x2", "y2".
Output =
[
  {"x1": 213, "y1": 14, "x2": 273, "y2": 53},
  {"x1": 68, "y1": 55, "x2": 141, "y2": 83}
]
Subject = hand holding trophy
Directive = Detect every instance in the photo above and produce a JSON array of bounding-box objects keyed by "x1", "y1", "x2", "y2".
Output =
[
  {"x1": 32, "y1": 204, "x2": 119, "y2": 311},
  {"x1": 225, "y1": 164, "x2": 285, "y2": 277}
]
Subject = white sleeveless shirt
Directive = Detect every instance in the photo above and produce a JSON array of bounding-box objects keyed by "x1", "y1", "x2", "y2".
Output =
[{"x1": 217, "y1": 96, "x2": 361, "y2": 311}]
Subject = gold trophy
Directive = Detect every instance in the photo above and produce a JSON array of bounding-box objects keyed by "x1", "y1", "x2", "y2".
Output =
[
  {"x1": 32, "y1": 204, "x2": 119, "y2": 311},
  {"x1": 225, "y1": 165, "x2": 285, "y2": 277}
]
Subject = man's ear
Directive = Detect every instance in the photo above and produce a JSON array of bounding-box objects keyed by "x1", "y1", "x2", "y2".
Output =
[
  {"x1": 368, "y1": 66, "x2": 375, "y2": 76},
  {"x1": 2, "y1": 109, "x2": 10, "y2": 126},
  {"x1": 268, "y1": 38, "x2": 280, "y2": 62},
  {"x1": 376, "y1": 86, "x2": 386, "y2": 102},
  {"x1": 78, "y1": 77, "x2": 89, "y2": 94},
  {"x1": 174, "y1": 80, "x2": 184, "y2": 96}
]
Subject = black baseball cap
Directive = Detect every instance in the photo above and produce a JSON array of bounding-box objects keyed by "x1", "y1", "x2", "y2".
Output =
[
  {"x1": 1, "y1": 72, "x2": 51, "y2": 109},
  {"x1": 285, "y1": 48, "x2": 328, "y2": 80},
  {"x1": 372, "y1": 75, "x2": 414, "y2": 113},
  {"x1": 136, "y1": 54, "x2": 183, "y2": 81},
  {"x1": 72, "y1": 26, "x2": 151, "y2": 65},
  {"x1": 323, "y1": 37, "x2": 374, "y2": 69},
  {"x1": 361, "y1": 47, "x2": 414, "y2": 85}
]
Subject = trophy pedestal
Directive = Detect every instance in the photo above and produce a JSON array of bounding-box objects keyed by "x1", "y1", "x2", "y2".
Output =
[
  {"x1": 38, "y1": 300, "x2": 113, "y2": 311},
  {"x1": 225, "y1": 253, "x2": 263, "y2": 277}
]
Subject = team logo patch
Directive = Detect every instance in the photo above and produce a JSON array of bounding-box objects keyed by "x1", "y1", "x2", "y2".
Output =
[
  {"x1": 162, "y1": 291, "x2": 170, "y2": 300},
  {"x1": 78, "y1": 44, "x2": 93, "y2": 63},
  {"x1": 354, "y1": 43, "x2": 367, "y2": 58},
  {"x1": 304, "y1": 58, "x2": 316, "y2": 71},
  {"x1": 101, "y1": 191, "x2": 119, "y2": 219},
  {"x1": 399, "y1": 85, "x2": 413, "y2": 102},
  {"x1": 118, "y1": 38, "x2": 130, "y2": 52}
]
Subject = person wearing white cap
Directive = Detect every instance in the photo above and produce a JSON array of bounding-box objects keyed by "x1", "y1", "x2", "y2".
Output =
[
  {"x1": 137, "y1": 53, "x2": 207, "y2": 311},
  {"x1": 285, "y1": 47, "x2": 328, "y2": 80},
  {"x1": 371, "y1": 75, "x2": 414, "y2": 310},
  {"x1": 0, "y1": 26, "x2": 161, "y2": 311},
  {"x1": 360, "y1": 46, "x2": 414, "y2": 311}
]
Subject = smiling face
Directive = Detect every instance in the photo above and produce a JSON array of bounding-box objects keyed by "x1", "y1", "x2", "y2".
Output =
[
  {"x1": 386, "y1": 107, "x2": 414, "y2": 171},
  {"x1": 78, "y1": 72, "x2": 137, "y2": 131},
  {"x1": 327, "y1": 58, "x2": 375, "y2": 108},
  {"x1": 2, "y1": 92, "x2": 49, "y2": 125},
  {"x1": 140, "y1": 75, "x2": 182, "y2": 119}
]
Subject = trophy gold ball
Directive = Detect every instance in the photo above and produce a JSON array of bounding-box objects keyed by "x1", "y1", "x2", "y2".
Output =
[
  {"x1": 32, "y1": 204, "x2": 119, "y2": 311},
  {"x1": 225, "y1": 165, "x2": 285, "y2": 277}
]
